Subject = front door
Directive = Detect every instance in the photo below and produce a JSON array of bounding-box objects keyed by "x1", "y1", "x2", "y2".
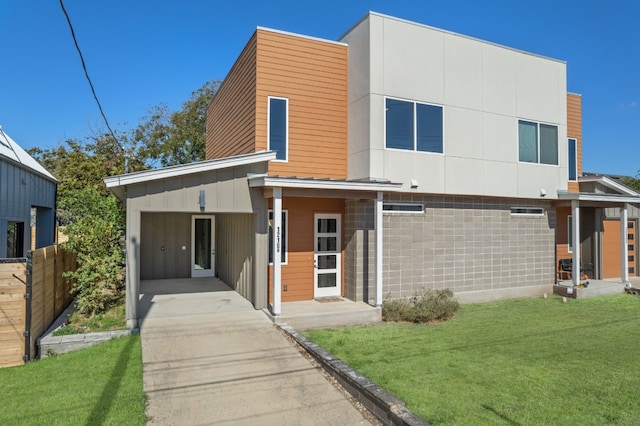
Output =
[
  {"x1": 314, "y1": 214, "x2": 341, "y2": 298},
  {"x1": 192, "y1": 215, "x2": 215, "y2": 278}
]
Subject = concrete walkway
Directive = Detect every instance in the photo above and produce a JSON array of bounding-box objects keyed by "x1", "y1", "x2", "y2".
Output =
[{"x1": 139, "y1": 278, "x2": 371, "y2": 425}]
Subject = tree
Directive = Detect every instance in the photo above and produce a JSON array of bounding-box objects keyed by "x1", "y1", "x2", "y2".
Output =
[
  {"x1": 27, "y1": 80, "x2": 219, "y2": 315},
  {"x1": 620, "y1": 175, "x2": 640, "y2": 192},
  {"x1": 132, "y1": 80, "x2": 220, "y2": 167}
]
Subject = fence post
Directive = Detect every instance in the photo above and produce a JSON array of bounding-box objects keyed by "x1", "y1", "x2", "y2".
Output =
[{"x1": 23, "y1": 251, "x2": 33, "y2": 363}]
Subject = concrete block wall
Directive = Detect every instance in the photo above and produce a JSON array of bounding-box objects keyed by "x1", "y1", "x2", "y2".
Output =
[{"x1": 346, "y1": 194, "x2": 556, "y2": 303}]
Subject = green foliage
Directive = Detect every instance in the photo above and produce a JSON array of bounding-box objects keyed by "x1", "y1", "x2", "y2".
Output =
[
  {"x1": 133, "y1": 80, "x2": 220, "y2": 167},
  {"x1": 53, "y1": 302, "x2": 126, "y2": 336},
  {"x1": 619, "y1": 175, "x2": 640, "y2": 192},
  {"x1": 307, "y1": 295, "x2": 640, "y2": 424},
  {"x1": 0, "y1": 335, "x2": 145, "y2": 425},
  {"x1": 61, "y1": 187, "x2": 125, "y2": 315},
  {"x1": 382, "y1": 288, "x2": 459, "y2": 323}
]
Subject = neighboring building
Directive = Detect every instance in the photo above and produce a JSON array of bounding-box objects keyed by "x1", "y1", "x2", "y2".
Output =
[
  {"x1": 0, "y1": 127, "x2": 57, "y2": 258},
  {"x1": 106, "y1": 12, "x2": 640, "y2": 328}
]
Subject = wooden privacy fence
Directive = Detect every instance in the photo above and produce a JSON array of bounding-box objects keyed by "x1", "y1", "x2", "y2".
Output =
[{"x1": 0, "y1": 245, "x2": 76, "y2": 367}]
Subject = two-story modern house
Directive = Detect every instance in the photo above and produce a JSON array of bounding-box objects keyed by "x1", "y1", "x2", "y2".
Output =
[{"x1": 106, "y1": 12, "x2": 639, "y2": 328}]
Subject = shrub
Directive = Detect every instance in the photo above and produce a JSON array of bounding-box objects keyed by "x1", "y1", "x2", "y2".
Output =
[
  {"x1": 61, "y1": 187, "x2": 125, "y2": 315},
  {"x1": 382, "y1": 288, "x2": 459, "y2": 323}
]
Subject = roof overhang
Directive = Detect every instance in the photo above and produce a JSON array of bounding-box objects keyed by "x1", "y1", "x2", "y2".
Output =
[
  {"x1": 557, "y1": 191, "x2": 640, "y2": 206},
  {"x1": 248, "y1": 175, "x2": 403, "y2": 192},
  {"x1": 578, "y1": 175, "x2": 639, "y2": 196},
  {"x1": 104, "y1": 151, "x2": 276, "y2": 200}
]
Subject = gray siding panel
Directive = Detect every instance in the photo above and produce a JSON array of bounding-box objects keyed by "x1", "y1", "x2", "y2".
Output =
[
  {"x1": 0, "y1": 159, "x2": 56, "y2": 257},
  {"x1": 216, "y1": 213, "x2": 254, "y2": 302}
]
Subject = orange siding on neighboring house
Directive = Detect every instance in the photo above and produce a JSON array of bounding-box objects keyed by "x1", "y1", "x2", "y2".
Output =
[
  {"x1": 602, "y1": 219, "x2": 637, "y2": 279},
  {"x1": 255, "y1": 29, "x2": 348, "y2": 179},
  {"x1": 206, "y1": 34, "x2": 257, "y2": 160},
  {"x1": 567, "y1": 93, "x2": 582, "y2": 193},
  {"x1": 267, "y1": 197, "x2": 345, "y2": 302}
]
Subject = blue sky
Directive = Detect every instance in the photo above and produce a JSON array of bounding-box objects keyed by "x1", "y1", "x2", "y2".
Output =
[{"x1": 1, "y1": 1, "x2": 638, "y2": 176}]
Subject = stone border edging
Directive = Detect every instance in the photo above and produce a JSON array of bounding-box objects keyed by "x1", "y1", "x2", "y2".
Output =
[
  {"x1": 39, "y1": 328, "x2": 137, "y2": 358},
  {"x1": 279, "y1": 324, "x2": 430, "y2": 426}
]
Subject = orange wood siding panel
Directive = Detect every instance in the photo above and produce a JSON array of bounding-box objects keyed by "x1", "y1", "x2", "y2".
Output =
[
  {"x1": 206, "y1": 34, "x2": 257, "y2": 160},
  {"x1": 567, "y1": 93, "x2": 582, "y2": 192},
  {"x1": 556, "y1": 207, "x2": 572, "y2": 269},
  {"x1": 267, "y1": 197, "x2": 345, "y2": 302},
  {"x1": 602, "y1": 219, "x2": 636, "y2": 279},
  {"x1": 255, "y1": 30, "x2": 348, "y2": 179}
]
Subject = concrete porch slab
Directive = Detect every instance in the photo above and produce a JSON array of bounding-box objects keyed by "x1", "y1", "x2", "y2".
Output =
[
  {"x1": 553, "y1": 277, "x2": 640, "y2": 299},
  {"x1": 264, "y1": 298, "x2": 381, "y2": 330}
]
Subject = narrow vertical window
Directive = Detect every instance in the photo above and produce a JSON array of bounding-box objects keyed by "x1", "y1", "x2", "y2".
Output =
[
  {"x1": 539, "y1": 124, "x2": 558, "y2": 165},
  {"x1": 568, "y1": 138, "x2": 577, "y2": 181},
  {"x1": 268, "y1": 97, "x2": 288, "y2": 161},
  {"x1": 416, "y1": 103, "x2": 443, "y2": 153}
]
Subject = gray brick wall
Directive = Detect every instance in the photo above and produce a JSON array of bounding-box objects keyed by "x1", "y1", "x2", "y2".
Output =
[{"x1": 345, "y1": 194, "x2": 556, "y2": 303}]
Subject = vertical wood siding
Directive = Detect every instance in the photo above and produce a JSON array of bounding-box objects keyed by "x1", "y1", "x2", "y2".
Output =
[
  {"x1": 268, "y1": 197, "x2": 345, "y2": 302},
  {"x1": 255, "y1": 30, "x2": 348, "y2": 179},
  {"x1": 216, "y1": 214, "x2": 254, "y2": 302},
  {"x1": 567, "y1": 93, "x2": 582, "y2": 193},
  {"x1": 206, "y1": 34, "x2": 257, "y2": 160}
]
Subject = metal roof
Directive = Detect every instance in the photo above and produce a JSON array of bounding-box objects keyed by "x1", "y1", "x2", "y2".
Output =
[{"x1": 0, "y1": 127, "x2": 56, "y2": 181}]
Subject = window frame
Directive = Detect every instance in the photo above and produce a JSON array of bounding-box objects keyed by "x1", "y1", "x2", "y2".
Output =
[
  {"x1": 384, "y1": 96, "x2": 444, "y2": 154},
  {"x1": 518, "y1": 119, "x2": 559, "y2": 166},
  {"x1": 510, "y1": 207, "x2": 545, "y2": 216},
  {"x1": 267, "y1": 96, "x2": 289, "y2": 162},
  {"x1": 382, "y1": 203, "x2": 425, "y2": 214},
  {"x1": 568, "y1": 138, "x2": 577, "y2": 181},
  {"x1": 268, "y1": 209, "x2": 288, "y2": 265}
]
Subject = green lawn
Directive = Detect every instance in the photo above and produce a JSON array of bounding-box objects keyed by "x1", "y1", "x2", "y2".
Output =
[
  {"x1": 306, "y1": 294, "x2": 640, "y2": 425},
  {"x1": 0, "y1": 335, "x2": 145, "y2": 426}
]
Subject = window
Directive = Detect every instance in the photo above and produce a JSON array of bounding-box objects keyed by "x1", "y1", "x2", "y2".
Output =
[
  {"x1": 568, "y1": 215, "x2": 573, "y2": 253},
  {"x1": 629, "y1": 221, "x2": 634, "y2": 229},
  {"x1": 268, "y1": 210, "x2": 288, "y2": 264},
  {"x1": 629, "y1": 234, "x2": 634, "y2": 241},
  {"x1": 629, "y1": 255, "x2": 634, "y2": 262},
  {"x1": 383, "y1": 203, "x2": 424, "y2": 213},
  {"x1": 518, "y1": 120, "x2": 558, "y2": 165},
  {"x1": 568, "y1": 138, "x2": 577, "y2": 181},
  {"x1": 629, "y1": 267, "x2": 635, "y2": 274},
  {"x1": 6, "y1": 221, "x2": 25, "y2": 258},
  {"x1": 510, "y1": 207, "x2": 544, "y2": 216},
  {"x1": 386, "y1": 98, "x2": 443, "y2": 153},
  {"x1": 268, "y1": 97, "x2": 288, "y2": 161},
  {"x1": 629, "y1": 245, "x2": 634, "y2": 252}
]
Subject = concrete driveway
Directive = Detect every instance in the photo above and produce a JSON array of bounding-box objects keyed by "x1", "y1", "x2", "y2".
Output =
[{"x1": 139, "y1": 278, "x2": 371, "y2": 425}]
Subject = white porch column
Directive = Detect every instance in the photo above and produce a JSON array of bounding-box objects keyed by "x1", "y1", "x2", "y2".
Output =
[
  {"x1": 621, "y1": 203, "x2": 629, "y2": 284},
  {"x1": 572, "y1": 200, "x2": 580, "y2": 286},
  {"x1": 375, "y1": 192, "x2": 383, "y2": 307},
  {"x1": 272, "y1": 187, "x2": 282, "y2": 315}
]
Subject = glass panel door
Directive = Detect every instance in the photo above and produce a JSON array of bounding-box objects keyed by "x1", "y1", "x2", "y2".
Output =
[
  {"x1": 192, "y1": 215, "x2": 215, "y2": 277},
  {"x1": 314, "y1": 214, "x2": 341, "y2": 298}
]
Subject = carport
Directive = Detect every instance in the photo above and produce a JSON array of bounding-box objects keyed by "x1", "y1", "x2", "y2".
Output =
[{"x1": 105, "y1": 152, "x2": 275, "y2": 328}]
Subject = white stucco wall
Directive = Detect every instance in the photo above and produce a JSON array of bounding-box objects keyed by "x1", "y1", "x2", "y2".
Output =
[{"x1": 341, "y1": 13, "x2": 569, "y2": 199}]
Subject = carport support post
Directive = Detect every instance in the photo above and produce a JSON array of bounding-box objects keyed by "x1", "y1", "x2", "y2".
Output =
[
  {"x1": 272, "y1": 187, "x2": 282, "y2": 315},
  {"x1": 375, "y1": 192, "x2": 383, "y2": 306},
  {"x1": 571, "y1": 200, "x2": 580, "y2": 286},
  {"x1": 621, "y1": 203, "x2": 629, "y2": 284}
]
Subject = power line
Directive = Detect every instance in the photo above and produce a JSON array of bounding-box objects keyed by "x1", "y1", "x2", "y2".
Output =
[{"x1": 58, "y1": 0, "x2": 128, "y2": 173}]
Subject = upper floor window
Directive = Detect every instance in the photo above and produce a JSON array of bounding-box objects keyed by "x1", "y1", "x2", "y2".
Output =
[
  {"x1": 518, "y1": 120, "x2": 558, "y2": 165},
  {"x1": 268, "y1": 97, "x2": 288, "y2": 161},
  {"x1": 385, "y1": 98, "x2": 443, "y2": 153},
  {"x1": 568, "y1": 138, "x2": 577, "y2": 181}
]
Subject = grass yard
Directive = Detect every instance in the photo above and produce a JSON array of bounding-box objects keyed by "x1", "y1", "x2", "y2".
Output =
[
  {"x1": 306, "y1": 294, "x2": 640, "y2": 425},
  {"x1": 0, "y1": 335, "x2": 145, "y2": 426}
]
